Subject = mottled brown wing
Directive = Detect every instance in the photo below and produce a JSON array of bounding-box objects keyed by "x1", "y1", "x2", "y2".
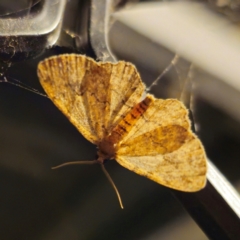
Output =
[
  {"x1": 37, "y1": 54, "x2": 144, "y2": 144},
  {"x1": 116, "y1": 96, "x2": 207, "y2": 191}
]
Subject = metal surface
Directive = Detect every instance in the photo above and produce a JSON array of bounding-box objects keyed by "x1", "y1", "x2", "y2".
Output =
[
  {"x1": 90, "y1": 0, "x2": 117, "y2": 61},
  {"x1": 0, "y1": 0, "x2": 66, "y2": 36},
  {"x1": 0, "y1": 0, "x2": 66, "y2": 62}
]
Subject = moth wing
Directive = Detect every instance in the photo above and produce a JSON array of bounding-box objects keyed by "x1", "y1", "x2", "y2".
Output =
[
  {"x1": 116, "y1": 97, "x2": 207, "y2": 191},
  {"x1": 37, "y1": 54, "x2": 144, "y2": 144}
]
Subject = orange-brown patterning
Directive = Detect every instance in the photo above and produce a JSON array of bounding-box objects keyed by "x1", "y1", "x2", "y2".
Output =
[{"x1": 37, "y1": 54, "x2": 207, "y2": 193}]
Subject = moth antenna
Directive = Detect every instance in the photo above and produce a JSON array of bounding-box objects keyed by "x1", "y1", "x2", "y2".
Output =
[
  {"x1": 1, "y1": 77, "x2": 48, "y2": 98},
  {"x1": 100, "y1": 164, "x2": 124, "y2": 209},
  {"x1": 146, "y1": 54, "x2": 179, "y2": 92},
  {"x1": 52, "y1": 160, "x2": 98, "y2": 169}
]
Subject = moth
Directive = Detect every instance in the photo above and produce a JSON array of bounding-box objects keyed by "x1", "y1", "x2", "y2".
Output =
[{"x1": 37, "y1": 54, "x2": 207, "y2": 208}]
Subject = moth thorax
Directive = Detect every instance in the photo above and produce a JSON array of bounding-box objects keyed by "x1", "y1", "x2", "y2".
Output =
[{"x1": 97, "y1": 138, "x2": 117, "y2": 161}]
